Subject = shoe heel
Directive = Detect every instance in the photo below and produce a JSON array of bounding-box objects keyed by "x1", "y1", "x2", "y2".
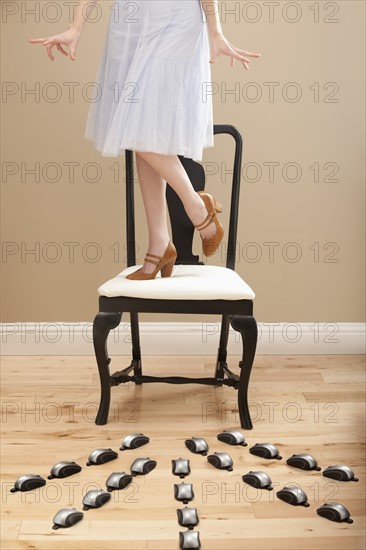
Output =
[
  {"x1": 214, "y1": 198, "x2": 223, "y2": 213},
  {"x1": 161, "y1": 259, "x2": 175, "y2": 278}
]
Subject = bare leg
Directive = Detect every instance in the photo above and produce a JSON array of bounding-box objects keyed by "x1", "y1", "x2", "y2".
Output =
[
  {"x1": 135, "y1": 154, "x2": 171, "y2": 273},
  {"x1": 134, "y1": 151, "x2": 218, "y2": 274}
]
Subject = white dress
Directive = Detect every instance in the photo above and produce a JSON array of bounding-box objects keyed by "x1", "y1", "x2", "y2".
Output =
[{"x1": 84, "y1": 0, "x2": 214, "y2": 162}]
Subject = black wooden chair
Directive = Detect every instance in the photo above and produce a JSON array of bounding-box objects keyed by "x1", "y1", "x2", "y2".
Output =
[{"x1": 92, "y1": 124, "x2": 258, "y2": 429}]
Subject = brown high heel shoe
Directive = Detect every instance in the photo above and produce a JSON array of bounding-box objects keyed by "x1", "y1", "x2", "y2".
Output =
[
  {"x1": 194, "y1": 191, "x2": 224, "y2": 256},
  {"x1": 126, "y1": 240, "x2": 177, "y2": 280}
]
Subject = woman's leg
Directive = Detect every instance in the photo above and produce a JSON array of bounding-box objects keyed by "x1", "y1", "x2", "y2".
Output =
[
  {"x1": 135, "y1": 154, "x2": 171, "y2": 273},
  {"x1": 135, "y1": 150, "x2": 218, "y2": 274}
]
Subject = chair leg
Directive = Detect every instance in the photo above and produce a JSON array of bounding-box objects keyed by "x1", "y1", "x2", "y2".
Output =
[
  {"x1": 215, "y1": 314, "x2": 230, "y2": 378},
  {"x1": 93, "y1": 311, "x2": 122, "y2": 425},
  {"x1": 130, "y1": 312, "x2": 142, "y2": 381},
  {"x1": 229, "y1": 315, "x2": 258, "y2": 430}
]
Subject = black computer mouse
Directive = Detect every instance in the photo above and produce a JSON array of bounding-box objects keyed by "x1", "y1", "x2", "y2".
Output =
[
  {"x1": 207, "y1": 452, "x2": 233, "y2": 471},
  {"x1": 120, "y1": 433, "x2": 150, "y2": 451},
  {"x1": 322, "y1": 464, "x2": 359, "y2": 482},
  {"x1": 172, "y1": 458, "x2": 191, "y2": 478},
  {"x1": 242, "y1": 471, "x2": 273, "y2": 491},
  {"x1": 86, "y1": 448, "x2": 118, "y2": 466},
  {"x1": 317, "y1": 502, "x2": 353, "y2": 523},
  {"x1": 130, "y1": 457, "x2": 157, "y2": 476},
  {"x1": 249, "y1": 443, "x2": 282, "y2": 460},
  {"x1": 174, "y1": 482, "x2": 194, "y2": 504},
  {"x1": 177, "y1": 506, "x2": 199, "y2": 529},
  {"x1": 185, "y1": 437, "x2": 209, "y2": 455},
  {"x1": 276, "y1": 486, "x2": 310, "y2": 507},
  {"x1": 48, "y1": 461, "x2": 82, "y2": 479},
  {"x1": 179, "y1": 529, "x2": 201, "y2": 549},
  {"x1": 10, "y1": 474, "x2": 46, "y2": 493},
  {"x1": 82, "y1": 489, "x2": 111, "y2": 510},
  {"x1": 217, "y1": 430, "x2": 247, "y2": 447},
  {"x1": 286, "y1": 454, "x2": 321, "y2": 471},
  {"x1": 105, "y1": 472, "x2": 133, "y2": 492},
  {"x1": 52, "y1": 507, "x2": 84, "y2": 529}
]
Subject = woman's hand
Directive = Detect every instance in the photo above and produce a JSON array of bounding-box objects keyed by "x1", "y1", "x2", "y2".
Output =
[
  {"x1": 29, "y1": 25, "x2": 82, "y2": 61},
  {"x1": 209, "y1": 33, "x2": 261, "y2": 70}
]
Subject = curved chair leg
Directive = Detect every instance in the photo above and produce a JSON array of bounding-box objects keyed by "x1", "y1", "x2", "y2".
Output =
[
  {"x1": 93, "y1": 311, "x2": 122, "y2": 425},
  {"x1": 230, "y1": 315, "x2": 258, "y2": 430}
]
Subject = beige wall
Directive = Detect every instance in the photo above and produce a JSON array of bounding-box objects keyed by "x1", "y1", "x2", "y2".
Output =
[{"x1": 1, "y1": 1, "x2": 365, "y2": 323}]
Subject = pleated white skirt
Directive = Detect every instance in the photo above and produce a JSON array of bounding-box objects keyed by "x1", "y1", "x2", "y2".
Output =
[{"x1": 84, "y1": 0, "x2": 214, "y2": 162}]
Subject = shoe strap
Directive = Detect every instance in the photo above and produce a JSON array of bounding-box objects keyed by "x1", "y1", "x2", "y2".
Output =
[
  {"x1": 145, "y1": 251, "x2": 161, "y2": 259},
  {"x1": 144, "y1": 256, "x2": 160, "y2": 265},
  {"x1": 195, "y1": 210, "x2": 215, "y2": 231}
]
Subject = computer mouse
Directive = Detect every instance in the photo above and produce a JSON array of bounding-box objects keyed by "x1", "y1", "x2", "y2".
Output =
[
  {"x1": 322, "y1": 464, "x2": 359, "y2": 482},
  {"x1": 242, "y1": 471, "x2": 273, "y2": 491},
  {"x1": 10, "y1": 474, "x2": 46, "y2": 493},
  {"x1": 217, "y1": 430, "x2": 247, "y2": 447},
  {"x1": 120, "y1": 433, "x2": 150, "y2": 451},
  {"x1": 172, "y1": 458, "x2": 191, "y2": 478},
  {"x1": 276, "y1": 486, "x2": 310, "y2": 507},
  {"x1": 52, "y1": 507, "x2": 84, "y2": 529},
  {"x1": 286, "y1": 454, "x2": 321, "y2": 471},
  {"x1": 174, "y1": 482, "x2": 194, "y2": 504},
  {"x1": 48, "y1": 461, "x2": 82, "y2": 479},
  {"x1": 105, "y1": 472, "x2": 133, "y2": 492},
  {"x1": 207, "y1": 452, "x2": 233, "y2": 471},
  {"x1": 86, "y1": 448, "x2": 118, "y2": 466},
  {"x1": 177, "y1": 507, "x2": 199, "y2": 529},
  {"x1": 179, "y1": 529, "x2": 201, "y2": 549},
  {"x1": 185, "y1": 437, "x2": 209, "y2": 456},
  {"x1": 82, "y1": 489, "x2": 111, "y2": 511},
  {"x1": 249, "y1": 443, "x2": 282, "y2": 460},
  {"x1": 316, "y1": 502, "x2": 353, "y2": 523},
  {"x1": 130, "y1": 457, "x2": 157, "y2": 476}
]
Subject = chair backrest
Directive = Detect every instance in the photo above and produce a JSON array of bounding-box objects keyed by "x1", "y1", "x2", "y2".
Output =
[{"x1": 125, "y1": 124, "x2": 243, "y2": 271}]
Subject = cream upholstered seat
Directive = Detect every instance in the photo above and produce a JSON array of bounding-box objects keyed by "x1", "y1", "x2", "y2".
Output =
[
  {"x1": 98, "y1": 264, "x2": 255, "y2": 301},
  {"x1": 92, "y1": 125, "x2": 258, "y2": 432}
]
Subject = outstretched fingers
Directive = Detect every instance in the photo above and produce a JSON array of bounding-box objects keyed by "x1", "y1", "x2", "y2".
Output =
[
  {"x1": 231, "y1": 45, "x2": 261, "y2": 59},
  {"x1": 29, "y1": 37, "x2": 49, "y2": 43}
]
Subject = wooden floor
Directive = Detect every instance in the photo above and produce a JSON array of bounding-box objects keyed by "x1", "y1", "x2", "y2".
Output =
[{"x1": 1, "y1": 354, "x2": 365, "y2": 550}]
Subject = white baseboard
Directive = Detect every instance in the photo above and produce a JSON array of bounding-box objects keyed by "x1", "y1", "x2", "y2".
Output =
[{"x1": 0, "y1": 322, "x2": 364, "y2": 355}]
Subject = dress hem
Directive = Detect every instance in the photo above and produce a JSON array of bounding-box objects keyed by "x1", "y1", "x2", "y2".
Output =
[{"x1": 85, "y1": 133, "x2": 215, "y2": 163}]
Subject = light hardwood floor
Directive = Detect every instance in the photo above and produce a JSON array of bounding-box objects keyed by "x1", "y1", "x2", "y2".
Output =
[{"x1": 1, "y1": 354, "x2": 365, "y2": 550}]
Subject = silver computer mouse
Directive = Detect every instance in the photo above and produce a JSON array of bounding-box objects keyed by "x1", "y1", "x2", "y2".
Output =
[
  {"x1": 82, "y1": 489, "x2": 111, "y2": 510},
  {"x1": 185, "y1": 437, "x2": 209, "y2": 455},
  {"x1": 174, "y1": 482, "x2": 194, "y2": 504},
  {"x1": 179, "y1": 530, "x2": 201, "y2": 549},
  {"x1": 10, "y1": 474, "x2": 46, "y2": 493},
  {"x1": 249, "y1": 443, "x2": 282, "y2": 460},
  {"x1": 177, "y1": 507, "x2": 199, "y2": 529},
  {"x1": 172, "y1": 458, "x2": 191, "y2": 478},
  {"x1": 130, "y1": 457, "x2": 157, "y2": 476},
  {"x1": 217, "y1": 430, "x2": 247, "y2": 446},
  {"x1": 52, "y1": 507, "x2": 84, "y2": 529},
  {"x1": 120, "y1": 433, "x2": 150, "y2": 451},
  {"x1": 317, "y1": 502, "x2": 353, "y2": 523},
  {"x1": 323, "y1": 464, "x2": 359, "y2": 482},
  {"x1": 207, "y1": 452, "x2": 234, "y2": 471},
  {"x1": 286, "y1": 453, "x2": 321, "y2": 471},
  {"x1": 86, "y1": 448, "x2": 118, "y2": 466},
  {"x1": 105, "y1": 472, "x2": 133, "y2": 492},
  {"x1": 276, "y1": 486, "x2": 310, "y2": 507},
  {"x1": 48, "y1": 461, "x2": 82, "y2": 479},
  {"x1": 242, "y1": 471, "x2": 273, "y2": 491}
]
